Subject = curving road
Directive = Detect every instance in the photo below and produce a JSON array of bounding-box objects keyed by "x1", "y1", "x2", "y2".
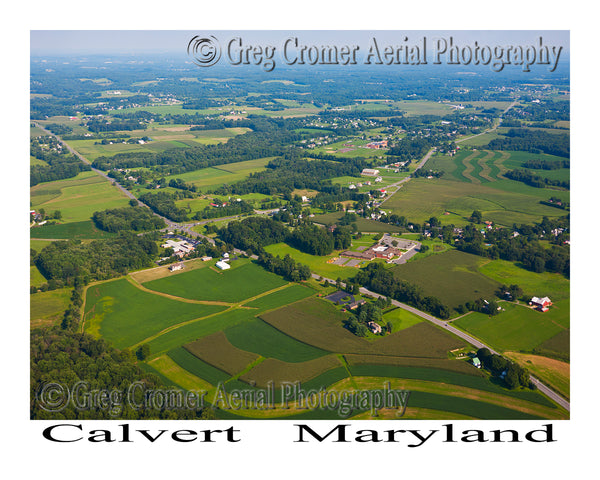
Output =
[{"x1": 312, "y1": 273, "x2": 570, "y2": 413}]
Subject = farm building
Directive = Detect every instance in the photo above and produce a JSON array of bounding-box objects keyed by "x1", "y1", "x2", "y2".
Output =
[
  {"x1": 530, "y1": 296, "x2": 552, "y2": 312},
  {"x1": 367, "y1": 321, "x2": 382, "y2": 334},
  {"x1": 341, "y1": 244, "x2": 402, "y2": 261},
  {"x1": 361, "y1": 168, "x2": 380, "y2": 176},
  {"x1": 216, "y1": 260, "x2": 231, "y2": 270},
  {"x1": 472, "y1": 357, "x2": 481, "y2": 368},
  {"x1": 201, "y1": 256, "x2": 213, "y2": 261},
  {"x1": 168, "y1": 263, "x2": 184, "y2": 272}
]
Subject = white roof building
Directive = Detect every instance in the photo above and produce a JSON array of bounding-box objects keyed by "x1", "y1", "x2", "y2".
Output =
[{"x1": 216, "y1": 260, "x2": 230, "y2": 270}]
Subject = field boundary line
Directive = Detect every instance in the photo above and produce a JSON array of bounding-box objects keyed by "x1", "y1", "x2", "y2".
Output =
[
  {"x1": 461, "y1": 150, "x2": 481, "y2": 184},
  {"x1": 348, "y1": 376, "x2": 565, "y2": 419},
  {"x1": 128, "y1": 306, "x2": 235, "y2": 351},
  {"x1": 494, "y1": 151, "x2": 510, "y2": 179},
  {"x1": 125, "y1": 275, "x2": 236, "y2": 306},
  {"x1": 477, "y1": 151, "x2": 496, "y2": 182}
]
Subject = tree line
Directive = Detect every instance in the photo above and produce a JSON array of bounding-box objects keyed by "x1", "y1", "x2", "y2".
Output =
[{"x1": 92, "y1": 205, "x2": 166, "y2": 233}]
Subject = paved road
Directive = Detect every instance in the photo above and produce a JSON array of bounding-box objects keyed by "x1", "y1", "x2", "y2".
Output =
[
  {"x1": 312, "y1": 273, "x2": 570, "y2": 412},
  {"x1": 378, "y1": 147, "x2": 436, "y2": 206}
]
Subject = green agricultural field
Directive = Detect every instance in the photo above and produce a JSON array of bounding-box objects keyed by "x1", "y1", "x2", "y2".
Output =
[
  {"x1": 30, "y1": 287, "x2": 72, "y2": 328},
  {"x1": 384, "y1": 176, "x2": 569, "y2": 226},
  {"x1": 30, "y1": 265, "x2": 47, "y2": 287},
  {"x1": 30, "y1": 171, "x2": 130, "y2": 224},
  {"x1": 479, "y1": 258, "x2": 570, "y2": 302},
  {"x1": 167, "y1": 347, "x2": 231, "y2": 386},
  {"x1": 240, "y1": 355, "x2": 343, "y2": 388},
  {"x1": 264, "y1": 243, "x2": 361, "y2": 281},
  {"x1": 312, "y1": 212, "x2": 404, "y2": 233},
  {"x1": 259, "y1": 297, "x2": 464, "y2": 357},
  {"x1": 30, "y1": 220, "x2": 116, "y2": 240},
  {"x1": 84, "y1": 278, "x2": 227, "y2": 349},
  {"x1": 184, "y1": 331, "x2": 260, "y2": 375},
  {"x1": 142, "y1": 260, "x2": 288, "y2": 303},
  {"x1": 382, "y1": 307, "x2": 423, "y2": 332},
  {"x1": 161, "y1": 157, "x2": 273, "y2": 192},
  {"x1": 224, "y1": 317, "x2": 328, "y2": 362},
  {"x1": 241, "y1": 284, "x2": 315, "y2": 311},
  {"x1": 392, "y1": 249, "x2": 501, "y2": 310},
  {"x1": 30, "y1": 239, "x2": 55, "y2": 252},
  {"x1": 452, "y1": 300, "x2": 569, "y2": 352}
]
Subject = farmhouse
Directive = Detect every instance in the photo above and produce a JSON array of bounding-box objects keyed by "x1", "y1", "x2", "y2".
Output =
[
  {"x1": 367, "y1": 321, "x2": 382, "y2": 334},
  {"x1": 216, "y1": 260, "x2": 231, "y2": 270},
  {"x1": 530, "y1": 296, "x2": 552, "y2": 312}
]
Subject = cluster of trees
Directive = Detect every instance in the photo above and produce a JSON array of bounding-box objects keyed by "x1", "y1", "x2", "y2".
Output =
[
  {"x1": 168, "y1": 178, "x2": 197, "y2": 192},
  {"x1": 138, "y1": 191, "x2": 189, "y2": 222},
  {"x1": 476, "y1": 348, "x2": 534, "y2": 390},
  {"x1": 455, "y1": 219, "x2": 569, "y2": 276},
  {"x1": 218, "y1": 216, "x2": 288, "y2": 254},
  {"x1": 344, "y1": 298, "x2": 393, "y2": 337},
  {"x1": 256, "y1": 251, "x2": 311, "y2": 282},
  {"x1": 30, "y1": 136, "x2": 91, "y2": 186},
  {"x1": 91, "y1": 116, "x2": 299, "y2": 174},
  {"x1": 412, "y1": 168, "x2": 444, "y2": 178},
  {"x1": 92, "y1": 206, "x2": 166, "y2": 233},
  {"x1": 86, "y1": 118, "x2": 147, "y2": 132},
  {"x1": 540, "y1": 197, "x2": 569, "y2": 210},
  {"x1": 34, "y1": 233, "x2": 159, "y2": 285},
  {"x1": 522, "y1": 158, "x2": 570, "y2": 170},
  {"x1": 44, "y1": 123, "x2": 73, "y2": 135},
  {"x1": 486, "y1": 129, "x2": 569, "y2": 158},
  {"x1": 30, "y1": 327, "x2": 213, "y2": 419},
  {"x1": 192, "y1": 200, "x2": 254, "y2": 220},
  {"x1": 387, "y1": 136, "x2": 433, "y2": 162},
  {"x1": 504, "y1": 169, "x2": 569, "y2": 190},
  {"x1": 352, "y1": 263, "x2": 451, "y2": 319},
  {"x1": 214, "y1": 155, "x2": 366, "y2": 198},
  {"x1": 287, "y1": 224, "x2": 350, "y2": 256}
]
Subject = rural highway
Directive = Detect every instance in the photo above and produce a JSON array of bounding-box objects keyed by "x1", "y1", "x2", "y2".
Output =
[{"x1": 312, "y1": 273, "x2": 570, "y2": 412}]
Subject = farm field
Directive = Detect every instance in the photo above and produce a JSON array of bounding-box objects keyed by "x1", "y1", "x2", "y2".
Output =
[
  {"x1": 30, "y1": 170, "x2": 130, "y2": 224},
  {"x1": 82, "y1": 257, "x2": 568, "y2": 419},
  {"x1": 312, "y1": 211, "x2": 404, "y2": 233},
  {"x1": 30, "y1": 287, "x2": 72, "y2": 328},
  {"x1": 83, "y1": 278, "x2": 228, "y2": 349},
  {"x1": 30, "y1": 220, "x2": 116, "y2": 240},
  {"x1": 391, "y1": 249, "x2": 501, "y2": 310},
  {"x1": 67, "y1": 126, "x2": 252, "y2": 160},
  {"x1": 264, "y1": 242, "x2": 366, "y2": 280},
  {"x1": 505, "y1": 352, "x2": 570, "y2": 401},
  {"x1": 452, "y1": 300, "x2": 569, "y2": 353},
  {"x1": 384, "y1": 175, "x2": 569, "y2": 226},
  {"x1": 142, "y1": 259, "x2": 288, "y2": 303}
]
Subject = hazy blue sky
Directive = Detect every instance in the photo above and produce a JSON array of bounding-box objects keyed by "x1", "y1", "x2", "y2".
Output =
[{"x1": 31, "y1": 30, "x2": 569, "y2": 55}]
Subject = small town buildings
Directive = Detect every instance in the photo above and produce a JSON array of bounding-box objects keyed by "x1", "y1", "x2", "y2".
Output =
[{"x1": 216, "y1": 260, "x2": 231, "y2": 270}]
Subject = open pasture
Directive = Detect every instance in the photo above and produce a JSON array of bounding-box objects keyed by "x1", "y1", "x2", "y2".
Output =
[
  {"x1": 452, "y1": 300, "x2": 568, "y2": 353},
  {"x1": 30, "y1": 170, "x2": 130, "y2": 224},
  {"x1": 184, "y1": 331, "x2": 260, "y2": 376},
  {"x1": 392, "y1": 249, "x2": 501, "y2": 309},
  {"x1": 84, "y1": 278, "x2": 227, "y2": 349},
  {"x1": 142, "y1": 260, "x2": 288, "y2": 303}
]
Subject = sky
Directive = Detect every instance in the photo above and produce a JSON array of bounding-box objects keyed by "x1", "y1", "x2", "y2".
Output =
[{"x1": 30, "y1": 30, "x2": 570, "y2": 56}]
